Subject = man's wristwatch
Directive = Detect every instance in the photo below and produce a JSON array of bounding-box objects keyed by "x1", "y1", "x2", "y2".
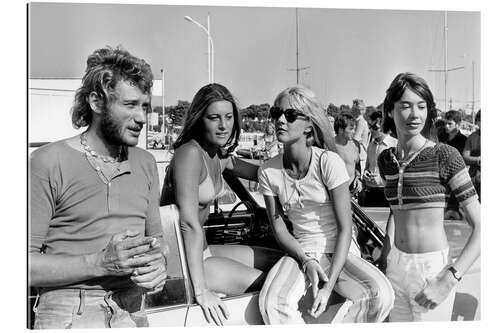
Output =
[{"x1": 447, "y1": 266, "x2": 462, "y2": 282}]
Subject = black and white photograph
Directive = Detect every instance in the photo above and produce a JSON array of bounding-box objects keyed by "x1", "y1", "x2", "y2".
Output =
[{"x1": 18, "y1": 0, "x2": 496, "y2": 331}]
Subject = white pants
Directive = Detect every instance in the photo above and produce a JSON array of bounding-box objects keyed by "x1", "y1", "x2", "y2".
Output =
[
  {"x1": 386, "y1": 246, "x2": 457, "y2": 322},
  {"x1": 259, "y1": 245, "x2": 394, "y2": 324}
]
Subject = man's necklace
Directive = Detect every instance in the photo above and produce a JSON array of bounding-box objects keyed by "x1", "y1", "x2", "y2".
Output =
[
  {"x1": 80, "y1": 132, "x2": 122, "y2": 163},
  {"x1": 80, "y1": 132, "x2": 123, "y2": 184}
]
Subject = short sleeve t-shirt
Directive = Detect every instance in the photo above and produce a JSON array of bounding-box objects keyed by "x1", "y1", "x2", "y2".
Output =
[
  {"x1": 258, "y1": 146, "x2": 349, "y2": 253},
  {"x1": 30, "y1": 140, "x2": 162, "y2": 290}
]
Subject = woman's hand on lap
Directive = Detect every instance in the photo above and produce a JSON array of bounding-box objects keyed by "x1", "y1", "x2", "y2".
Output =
[
  {"x1": 304, "y1": 260, "x2": 329, "y2": 299},
  {"x1": 414, "y1": 269, "x2": 457, "y2": 309},
  {"x1": 310, "y1": 285, "x2": 334, "y2": 318}
]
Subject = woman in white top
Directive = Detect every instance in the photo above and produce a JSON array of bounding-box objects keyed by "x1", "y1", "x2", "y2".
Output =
[{"x1": 258, "y1": 86, "x2": 394, "y2": 324}]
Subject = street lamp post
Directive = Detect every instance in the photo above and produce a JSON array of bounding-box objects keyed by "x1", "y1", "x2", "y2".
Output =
[
  {"x1": 184, "y1": 14, "x2": 214, "y2": 83},
  {"x1": 161, "y1": 68, "x2": 166, "y2": 135}
]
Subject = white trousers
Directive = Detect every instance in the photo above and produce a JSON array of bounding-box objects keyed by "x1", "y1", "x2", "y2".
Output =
[
  {"x1": 386, "y1": 246, "x2": 457, "y2": 322},
  {"x1": 259, "y1": 246, "x2": 394, "y2": 324}
]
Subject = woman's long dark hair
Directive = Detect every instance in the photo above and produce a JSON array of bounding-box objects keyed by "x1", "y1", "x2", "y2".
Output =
[
  {"x1": 173, "y1": 83, "x2": 241, "y2": 157},
  {"x1": 382, "y1": 72, "x2": 436, "y2": 139}
]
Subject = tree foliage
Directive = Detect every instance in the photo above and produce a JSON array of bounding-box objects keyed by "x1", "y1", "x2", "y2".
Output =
[
  {"x1": 149, "y1": 99, "x2": 383, "y2": 133},
  {"x1": 150, "y1": 100, "x2": 191, "y2": 131},
  {"x1": 240, "y1": 104, "x2": 271, "y2": 132}
]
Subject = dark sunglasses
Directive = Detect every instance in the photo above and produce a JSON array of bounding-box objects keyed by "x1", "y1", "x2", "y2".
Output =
[{"x1": 269, "y1": 106, "x2": 308, "y2": 123}]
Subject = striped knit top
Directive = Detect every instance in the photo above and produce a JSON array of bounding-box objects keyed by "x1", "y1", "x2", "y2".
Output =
[{"x1": 377, "y1": 143, "x2": 477, "y2": 210}]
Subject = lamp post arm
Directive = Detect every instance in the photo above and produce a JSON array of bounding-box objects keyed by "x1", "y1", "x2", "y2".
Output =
[{"x1": 184, "y1": 15, "x2": 214, "y2": 83}]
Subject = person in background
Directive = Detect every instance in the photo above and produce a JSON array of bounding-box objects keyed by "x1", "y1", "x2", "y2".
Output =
[
  {"x1": 352, "y1": 99, "x2": 370, "y2": 174},
  {"x1": 29, "y1": 46, "x2": 167, "y2": 329},
  {"x1": 361, "y1": 111, "x2": 397, "y2": 207},
  {"x1": 378, "y1": 72, "x2": 480, "y2": 322},
  {"x1": 431, "y1": 118, "x2": 447, "y2": 143},
  {"x1": 462, "y1": 110, "x2": 481, "y2": 200},
  {"x1": 444, "y1": 110, "x2": 467, "y2": 153},
  {"x1": 334, "y1": 112, "x2": 363, "y2": 197},
  {"x1": 261, "y1": 121, "x2": 281, "y2": 159},
  {"x1": 443, "y1": 110, "x2": 468, "y2": 220},
  {"x1": 162, "y1": 83, "x2": 282, "y2": 326},
  {"x1": 328, "y1": 115, "x2": 336, "y2": 135},
  {"x1": 258, "y1": 85, "x2": 394, "y2": 324}
]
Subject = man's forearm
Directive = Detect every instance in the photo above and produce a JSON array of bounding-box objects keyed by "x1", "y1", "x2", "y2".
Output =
[
  {"x1": 29, "y1": 252, "x2": 105, "y2": 287},
  {"x1": 463, "y1": 154, "x2": 480, "y2": 166}
]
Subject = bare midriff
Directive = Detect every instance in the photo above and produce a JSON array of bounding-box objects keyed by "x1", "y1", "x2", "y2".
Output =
[{"x1": 393, "y1": 207, "x2": 448, "y2": 253}]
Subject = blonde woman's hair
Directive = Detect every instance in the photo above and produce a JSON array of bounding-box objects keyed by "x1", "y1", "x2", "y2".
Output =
[{"x1": 273, "y1": 86, "x2": 336, "y2": 152}]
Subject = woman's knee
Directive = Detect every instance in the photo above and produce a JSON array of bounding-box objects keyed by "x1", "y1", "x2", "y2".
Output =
[
  {"x1": 259, "y1": 256, "x2": 298, "y2": 309},
  {"x1": 259, "y1": 283, "x2": 298, "y2": 323},
  {"x1": 204, "y1": 257, "x2": 256, "y2": 291}
]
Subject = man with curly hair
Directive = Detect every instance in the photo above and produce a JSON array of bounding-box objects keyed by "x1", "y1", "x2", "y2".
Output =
[{"x1": 29, "y1": 46, "x2": 167, "y2": 328}]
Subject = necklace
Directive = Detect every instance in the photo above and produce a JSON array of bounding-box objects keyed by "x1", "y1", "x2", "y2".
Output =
[
  {"x1": 283, "y1": 147, "x2": 312, "y2": 180},
  {"x1": 282, "y1": 148, "x2": 312, "y2": 210},
  {"x1": 397, "y1": 139, "x2": 428, "y2": 164},
  {"x1": 80, "y1": 132, "x2": 123, "y2": 184},
  {"x1": 394, "y1": 139, "x2": 429, "y2": 208},
  {"x1": 80, "y1": 132, "x2": 122, "y2": 163}
]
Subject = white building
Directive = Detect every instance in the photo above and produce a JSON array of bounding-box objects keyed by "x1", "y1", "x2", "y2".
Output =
[{"x1": 29, "y1": 78, "x2": 163, "y2": 150}]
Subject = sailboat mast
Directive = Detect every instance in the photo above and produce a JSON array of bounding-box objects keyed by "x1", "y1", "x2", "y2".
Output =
[
  {"x1": 444, "y1": 11, "x2": 448, "y2": 111},
  {"x1": 429, "y1": 12, "x2": 464, "y2": 113},
  {"x1": 289, "y1": 8, "x2": 308, "y2": 85},
  {"x1": 296, "y1": 8, "x2": 299, "y2": 84},
  {"x1": 161, "y1": 68, "x2": 165, "y2": 135},
  {"x1": 472, "y1": 61, "x2": 475, "y2": 125}
]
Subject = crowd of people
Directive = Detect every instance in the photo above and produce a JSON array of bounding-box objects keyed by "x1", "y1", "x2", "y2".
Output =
[{"x1": 29, "y1": 45, "x2": 480, "y2": 328}]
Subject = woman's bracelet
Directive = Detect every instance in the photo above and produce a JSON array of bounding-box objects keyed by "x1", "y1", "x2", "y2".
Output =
[{"x1": 301, "y1": 256, "x2": 319, "y2": 273}]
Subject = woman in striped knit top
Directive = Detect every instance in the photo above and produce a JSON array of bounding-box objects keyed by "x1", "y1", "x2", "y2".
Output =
[{"x1": 377, "y1": 73, "x2": 480, "y2": 322}]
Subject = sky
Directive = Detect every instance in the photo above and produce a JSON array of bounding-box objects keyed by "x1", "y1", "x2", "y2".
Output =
[{"x1": 29, "y1": 1, "x2": 480, "y2": 112}]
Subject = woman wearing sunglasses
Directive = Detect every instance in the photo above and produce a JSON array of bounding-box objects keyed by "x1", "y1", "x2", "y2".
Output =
[
  {"x1": 258, "y1": 86, "x2": 394, "y2": 324},
  {"x1": 162, "y1": 83, "x2": 282, "y2": 325},
  {"x1": 377, "y1": 73, "x2": 480, "y2": 321}
]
